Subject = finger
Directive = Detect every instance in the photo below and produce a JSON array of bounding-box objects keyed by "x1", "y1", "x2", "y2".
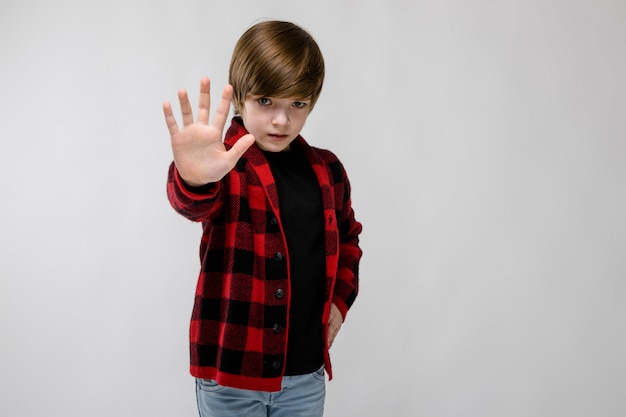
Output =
[
  {"x1": 162, "y1": 101, "x2": 179, "y2": 136},
  {"x1": 178, "y1": 89, "x2": 194, "y2": 126},
  {"x1": 211, "y1": 84, "x2": 234, "y2": 132},
  {"x1": 227, "y1": 134, "x2": 255, "y2": 160},
  {"x1": 197, "y1": 76, "x2": 211, "y2": 125},
  {"x1": 328, "y1": 324, "x2": 340, "y2": 348},
  {"x1": 327, "y1": 315, "x2": 342, "y2": 348}
]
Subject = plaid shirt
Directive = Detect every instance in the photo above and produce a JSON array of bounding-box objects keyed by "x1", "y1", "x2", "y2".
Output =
[{"x1": 167, "y1": 117, "x2": 362, "y2": 392}]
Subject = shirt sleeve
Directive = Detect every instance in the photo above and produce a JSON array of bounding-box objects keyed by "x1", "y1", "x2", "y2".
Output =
[
  {"x1": 166, "y1": 161, "x2": 224, "y2": 223},
  {"x1": 331, "y1": 161, "x2": 363, "y2": 320}
]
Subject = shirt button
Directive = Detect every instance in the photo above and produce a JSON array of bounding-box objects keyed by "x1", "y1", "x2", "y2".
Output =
[
  {"x1": 274, "y1": 252, "x2": 283, "y2": 261},
  {"x1": 275, "y1": 288, "x2": 284, "y2": 299},
  {"x1": 272, "y1": 360, "x2": 281, "y2": 370},
  {"x1": 270, "y1": 216, "x2": 278, "y2": 226},
  {"x1": 272, "y1": 324, "x2": 282, "y2": 333}
]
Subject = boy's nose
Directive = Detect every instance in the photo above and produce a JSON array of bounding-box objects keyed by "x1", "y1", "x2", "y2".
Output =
[{"x1": 272, "y1": 109, "x2": 289, "y2": 126}]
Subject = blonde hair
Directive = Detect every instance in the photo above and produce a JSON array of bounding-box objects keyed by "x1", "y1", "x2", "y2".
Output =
[{"x1": 229, "y1": 20, "x2": 325, "y2": 115}]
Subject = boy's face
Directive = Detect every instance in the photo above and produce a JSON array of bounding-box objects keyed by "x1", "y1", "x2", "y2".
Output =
[{"x1": 241, "y1": 95, "x2": 311, "y2": 152}]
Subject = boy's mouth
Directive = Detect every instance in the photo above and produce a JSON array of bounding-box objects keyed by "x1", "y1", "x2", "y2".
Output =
[{"x1": 269, "y1": 133, "x2": 289, "y2": 140}]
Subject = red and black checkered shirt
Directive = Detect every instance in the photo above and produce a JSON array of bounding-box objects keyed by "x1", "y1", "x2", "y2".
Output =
[{"x1": 167, "y1": 117, "x2": 362, "y2": 392}]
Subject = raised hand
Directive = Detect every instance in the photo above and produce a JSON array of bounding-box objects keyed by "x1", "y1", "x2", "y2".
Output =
[{"x1": 163, "y1": 77, "x2": 255, "y2": 187}]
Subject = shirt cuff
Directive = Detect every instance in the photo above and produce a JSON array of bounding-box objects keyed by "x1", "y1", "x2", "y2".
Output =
[{"x1": 173, "y1": 166, "x2": 220, "y2": 199}]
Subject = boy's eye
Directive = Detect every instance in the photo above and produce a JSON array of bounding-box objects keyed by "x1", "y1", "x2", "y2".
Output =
[
  {"x1": 257, "y1": 97, "x2": 272, "y2": 106},
  {"x1": 292, "y1": 101, "x2": 307, "y2": 108}
]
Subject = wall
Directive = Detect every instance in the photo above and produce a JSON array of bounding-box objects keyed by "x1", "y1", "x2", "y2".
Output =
[{"x1": 1, "y1": 1, "x2": 625, "y2": 416}]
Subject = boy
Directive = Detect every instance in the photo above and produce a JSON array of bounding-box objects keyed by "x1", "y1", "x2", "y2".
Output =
[{"x1": 163, "y1": 20, "x2": 362, "y2": 417}]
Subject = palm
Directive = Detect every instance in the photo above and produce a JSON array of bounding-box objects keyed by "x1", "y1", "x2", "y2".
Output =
[{"x1": 163, "y1": 77, "x2": 255, "y2": 187}]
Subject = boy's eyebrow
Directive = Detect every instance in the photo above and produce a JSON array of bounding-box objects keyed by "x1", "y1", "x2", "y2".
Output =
[{"x1": 248, "y1": 94, "x2": 312, "y2": 101}]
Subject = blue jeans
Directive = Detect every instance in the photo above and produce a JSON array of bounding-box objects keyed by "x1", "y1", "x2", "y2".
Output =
[{"x1": 195, "y1": 367, "x2": 326, "y2": 417}]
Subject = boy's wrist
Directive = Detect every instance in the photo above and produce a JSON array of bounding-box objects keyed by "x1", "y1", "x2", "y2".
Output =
[
  {"x1": 182, "y1": 178, "x2": 209, "y2": 188},
  {"x1": 331, "y1": 296, "x2": 349, "y2": 321},
  {"x1": 182, "y1": 180, "x2": 214, "y2": 194},
  {"x1": 173, "y1": 164, "x2": 219, "y2": 197}
]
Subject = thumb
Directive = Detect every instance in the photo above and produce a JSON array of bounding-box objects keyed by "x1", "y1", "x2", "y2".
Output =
[{"x1": 228, "y1": 134, "x2": 256, "y2": 159}]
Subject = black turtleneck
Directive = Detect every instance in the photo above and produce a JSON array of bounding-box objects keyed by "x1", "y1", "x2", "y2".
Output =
[{"x1": 262, "y1": 142, "x2": 326, "y2": 375}]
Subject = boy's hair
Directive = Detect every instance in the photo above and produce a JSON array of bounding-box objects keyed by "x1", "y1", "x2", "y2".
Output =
[{"x1": 229, "y1": 20, "x2": 325, "y2": 115}]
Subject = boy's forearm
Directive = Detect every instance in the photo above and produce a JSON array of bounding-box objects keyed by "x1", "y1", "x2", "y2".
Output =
[
  {"x1": 333, "y1": 213, "x2": 362, "y2": 319},
  {"x1": 331, "y1": 160, "x2": 363, "y2": 318}
]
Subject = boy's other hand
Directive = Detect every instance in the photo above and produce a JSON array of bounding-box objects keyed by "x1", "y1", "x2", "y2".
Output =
[
  {"x1": 328, "y1": 303, "x2": 343, "y2": 349},
  {"x1": 163, "y1": 77, "x2": 255, "y2": 187}
]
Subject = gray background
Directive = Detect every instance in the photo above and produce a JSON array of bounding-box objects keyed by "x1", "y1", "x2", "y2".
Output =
[{"x1": 1, "y1": 0, "x2": 625, "y2": 416}]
